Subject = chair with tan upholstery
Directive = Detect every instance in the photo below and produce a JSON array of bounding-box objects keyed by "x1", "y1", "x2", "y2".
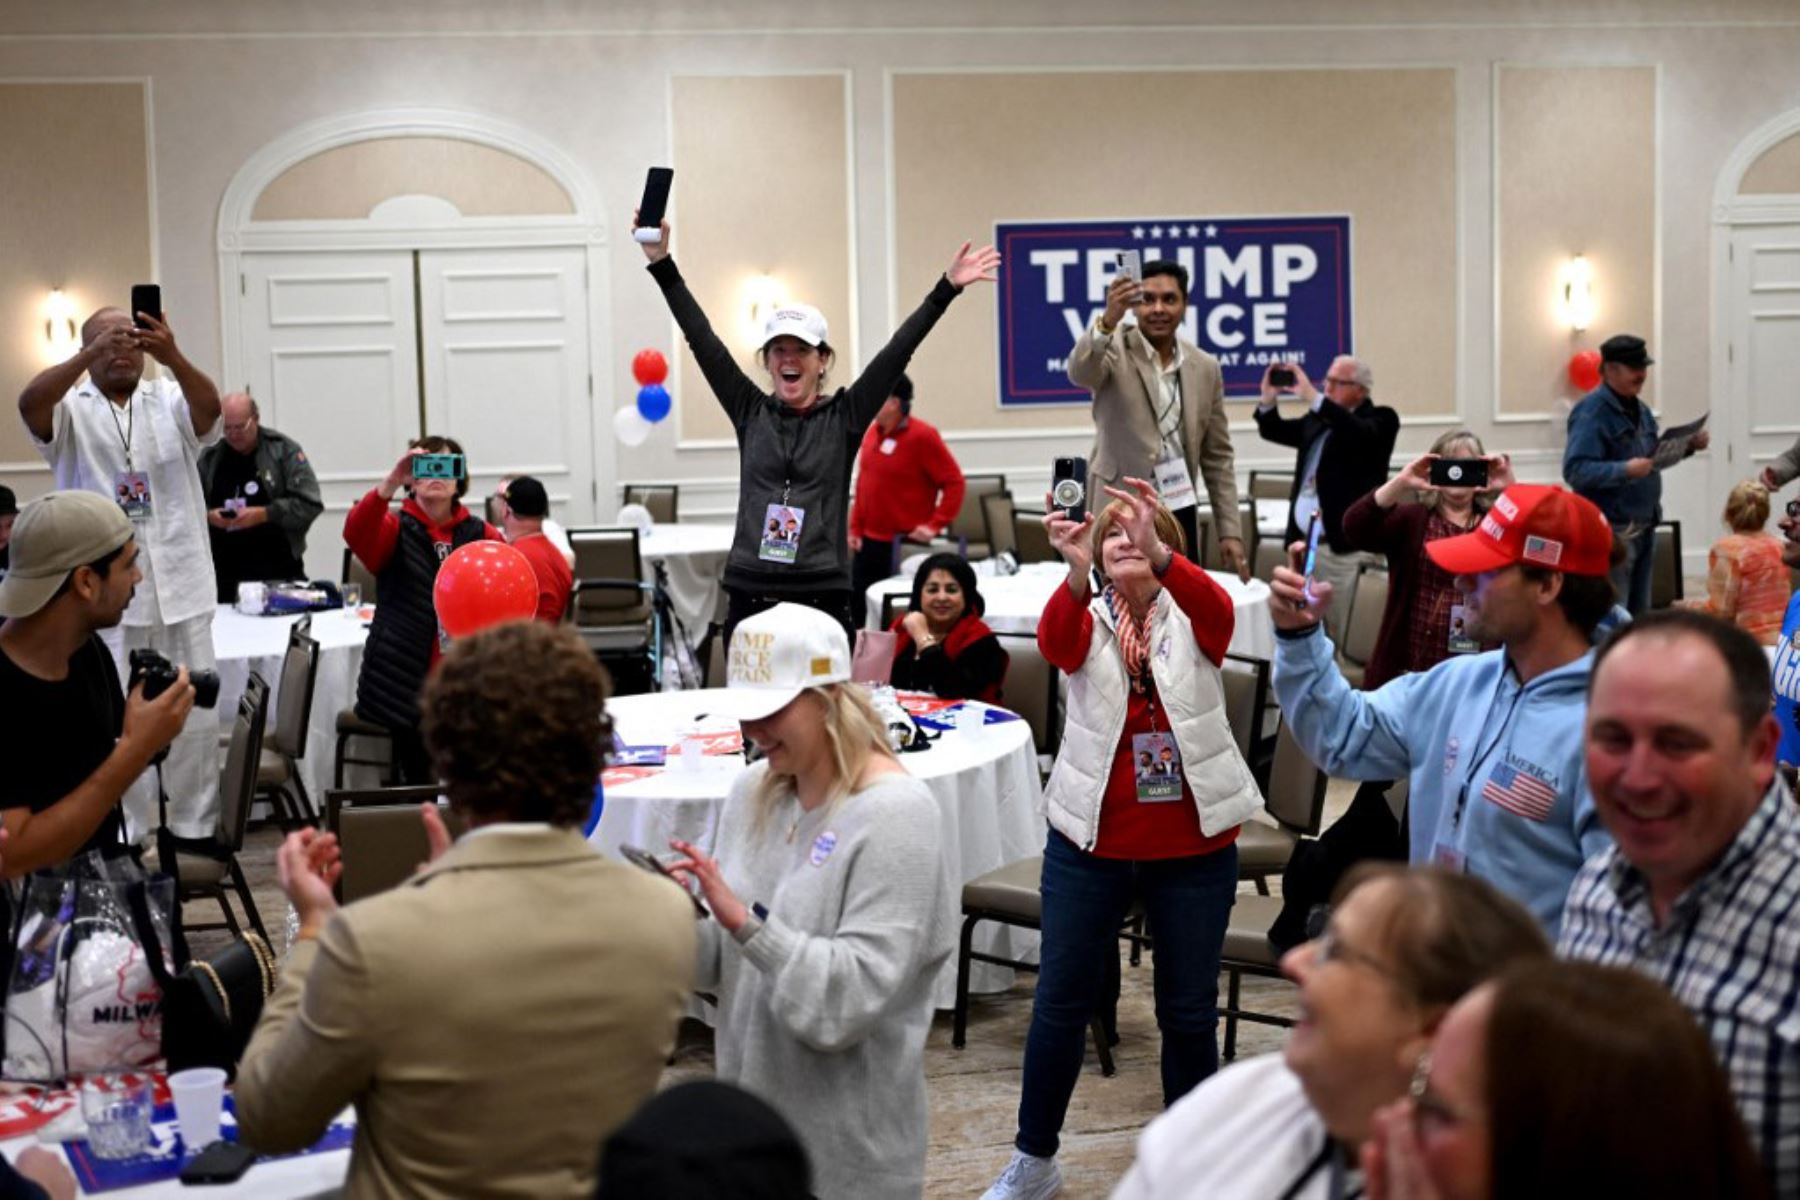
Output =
[
  {"x1": 168, "y1": 673, "x2": 271, "y2": 941},
  {"x1": 1219, "y1": 890, "x2": 1294, "y2": 1061},
  {"x1": 1236, "y1": 720, "x2": 1329, "y2": 895},
  {"x1": 325, "y1": 786, "x2": 466, "y2": 904},
  {"x1": 255, "y1": 615, "x2": 320, "y2": 827},
  {"x1": 1336, "y1": 563, "x2": 1388, "y2": 688}
]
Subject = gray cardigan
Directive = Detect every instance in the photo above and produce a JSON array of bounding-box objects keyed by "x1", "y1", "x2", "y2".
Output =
[
  {"x1": 695, "y1": 765, "x2": 956, "y2": 1200},
  {"x1": 649, "y1": 256, "x2": 962, "y2": 595}
]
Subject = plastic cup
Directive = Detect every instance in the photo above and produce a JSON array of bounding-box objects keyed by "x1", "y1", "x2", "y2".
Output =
[
  {"x1": 678, "y1": 734, "x2": 705, "y2": 771},
  {"x1": 957, "y1": 703, "x2": 987, "y2": 734},
  {"x1": 342, "y1": 582, "x2": 363, "y2": 610},
  {"x1": 169, "y1": 1067, "x2": 227, "y2": 1153},
  {"x1": 80, "y1": 1074, "x2": 152, "y2": 1159}
]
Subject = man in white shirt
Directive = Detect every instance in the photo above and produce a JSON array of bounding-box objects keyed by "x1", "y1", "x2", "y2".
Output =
[{"x1": 18, "y1": 305, "x2": 223, "y2": 838}]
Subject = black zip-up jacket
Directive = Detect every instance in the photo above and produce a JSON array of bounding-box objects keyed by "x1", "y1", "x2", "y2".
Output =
[{"x1": 649, "y1": 256, "x2": 962, "y2": 595}]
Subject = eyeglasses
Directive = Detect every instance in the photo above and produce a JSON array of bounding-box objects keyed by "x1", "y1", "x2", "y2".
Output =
[
  {"x1": 1322, "y1": 376, "x2": 1360, "y2": 388},
  {"x1": 1787, "y1": 499, "x2": 1800, "y2": 519},
  {"x1": 1303, "y1": 905, "x2": 1394, "y2": 976},
  {"x1": 1409, "y1": 1049, "x2": 1471, "y2": 1137}
]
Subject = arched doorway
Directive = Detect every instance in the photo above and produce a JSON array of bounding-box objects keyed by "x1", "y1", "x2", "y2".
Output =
[{"x1": 217, "y1": 108, "x2": 613, "y2": 579}]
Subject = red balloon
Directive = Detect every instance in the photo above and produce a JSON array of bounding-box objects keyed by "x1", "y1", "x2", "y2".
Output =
[
  {"x1": 1569, "y1": 349, "x2": 1602, "y2": 393},
  {"x1": 433, "y1": 541, "x2": 539, "y2": 638},
  {"x1": 632, "y1": 348, "x2": 669, "y2": 386}
]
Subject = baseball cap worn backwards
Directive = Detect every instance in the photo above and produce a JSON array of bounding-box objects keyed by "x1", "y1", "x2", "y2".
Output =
[
  {"x1": 709, "y1": 603, "x2": 850, "y2": 722},
  {"x1": 1424, "y1": 485, "x2": 1613, "y2": 579},
  {"x1": 0, "y1": 491, "x2": 134, "y2": 618},
  {"x1": 761, "y1": 304, "x2": 829, "y2": 349}
]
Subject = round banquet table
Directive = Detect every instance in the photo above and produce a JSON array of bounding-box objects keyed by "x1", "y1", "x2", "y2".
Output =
[
  {"x1": 591, "y1": 688, "x2": 1045, "y2": 1005},
  {"x1": 212, "y1": 604, "x2": 371, "y2": 801},
  {"x1": 865, "y1": 561, "x2": 1277, "y2": 660},
  {"x1": 637, "y1": 522, "x2": 735, "y2": 641}
]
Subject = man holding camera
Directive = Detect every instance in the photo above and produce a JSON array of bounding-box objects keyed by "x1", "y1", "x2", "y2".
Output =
[
  {"x1": 0, "y1": 492, "x2": 195, "y2": 874},
  {"x1": 1071, "y1": 262, "x2": 1249, "y2": 579},
  {"x1": 18, "y1": 305, "x2": 222, "y2": 838}
]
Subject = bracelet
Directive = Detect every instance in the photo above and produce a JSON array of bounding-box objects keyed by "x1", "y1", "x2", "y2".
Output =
[{"x1": 1096, "y1": 317, "x2": 1116, "y2": 336}]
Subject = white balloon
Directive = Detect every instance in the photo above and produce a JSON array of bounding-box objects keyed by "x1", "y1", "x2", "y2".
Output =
[
  {"x1": 616, "y1": 502, "x2": 654, "y2": 535},
  {"x1": 613, "y1": 405, "x2": 653, "y2": 447}
]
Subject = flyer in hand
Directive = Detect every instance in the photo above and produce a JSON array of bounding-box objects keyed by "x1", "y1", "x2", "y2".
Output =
[{"x1": 1652, "y1": 412, "x2": 1708, "y2": 470}]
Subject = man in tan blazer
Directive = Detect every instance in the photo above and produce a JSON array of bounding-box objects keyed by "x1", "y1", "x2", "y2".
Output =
[
  {"x1": 1068, "y1": 260, "x2": 1249, "y2": 579},
  {"x1": 236, "y1": 622, "x2": 697, "y2": 1200}
]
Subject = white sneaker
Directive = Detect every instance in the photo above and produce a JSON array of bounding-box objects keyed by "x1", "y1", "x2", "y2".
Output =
[{"x1": 981, "y1": 1149, "x2": 1062, "y2": 1200}]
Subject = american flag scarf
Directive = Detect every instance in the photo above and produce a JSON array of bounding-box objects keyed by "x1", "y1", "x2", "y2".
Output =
[{"x1": 1103, "y1": 586, "x2": 1155, "y2": 694}]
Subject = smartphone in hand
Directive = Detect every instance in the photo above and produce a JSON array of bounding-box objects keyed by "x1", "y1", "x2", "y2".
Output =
[
  {"x1": 1114, "y1": 250, "x2": 1142, "y2": 283},
  {"x1": 1428, "y1": 458, "x2": 1490, "y2": 488},
  {"x1": 1298, "y1": 512, "x2": 1323, "y2": 610},
  {"x1": 1269, "y1": 365, "x2": 1297, "y2": 389},
  {"x1": 130, "y1": 283, "x2": 162, "y2": 330},
  {"x1": 634, "y1": 168, "x2": 674, "y2": 243},
  {"x1": 619, "y1": 843, "x2": 709, "y2": 918},
  {"x1": 1051, "y1": 456, "x2": 1088, "y2": 523}
]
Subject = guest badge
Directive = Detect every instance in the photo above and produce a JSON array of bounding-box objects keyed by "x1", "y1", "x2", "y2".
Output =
[
  {"x1": 1153, "y1": 446, "x2": 1197, "y2": 511},
  {"x1": 113, "y1": 471, "x2": 153, "y2": 520},
  {"x1": 1132, "y1": 732, "x2": 1182, "y2": 802},
  {"x1": 759, "y1": 505, "x2": 805, "y2": 564}
]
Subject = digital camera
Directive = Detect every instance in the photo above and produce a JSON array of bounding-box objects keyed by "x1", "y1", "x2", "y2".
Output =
[{"x1": 128, "y1": 649, "x2": 220, "y2": 709}]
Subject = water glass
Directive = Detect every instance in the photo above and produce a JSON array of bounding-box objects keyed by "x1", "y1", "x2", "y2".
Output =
[
  {"x1": 81, "y1": 1074, "x2": 152, "y2": 1159},
  {"x1": 342, "y1": 582, "x2": 363, "y2": 609}
]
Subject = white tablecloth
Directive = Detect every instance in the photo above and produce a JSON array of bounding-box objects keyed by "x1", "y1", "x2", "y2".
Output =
[
  {"x1": 591, "y1": 688, "x2": 1045, "y2": 1005},
  {"x1": 638, "y1": 523, "x2": 735, "y2": 641},
  {"x1": 213, "y1": 604, "x2": 371, "y2": 802},
  {"x1": 864, "y1": 562, "x2": 1277, "y2": 661}
]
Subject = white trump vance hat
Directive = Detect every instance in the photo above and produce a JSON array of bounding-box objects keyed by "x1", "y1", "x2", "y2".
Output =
[
  {"x1": 710, "y1": 603, "x2": 850, "y2": 721},
  {"x1": 761, "y1": 303, "x2": 828, "y2": 349}
]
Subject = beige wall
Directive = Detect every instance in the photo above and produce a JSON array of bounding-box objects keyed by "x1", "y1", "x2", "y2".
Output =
[
  {"x1": 252, "y1": 136, "x2": 573, "y2": 219},
  {"x1": 1496, "y1": 66, "x2": 1657, "y2": 418},
  {"x1": 0, "y1": 83, "x2": 152, "y2": 479},
  {"x1": 667, "y1": 74, "x2": 851, "y2": 445},
  {"x1": 892, "y1": 70, "x2": 1457, "y2": 426},
  {"x1": 1740, "y1": 131, "x2": 1800, "y2": 193}
]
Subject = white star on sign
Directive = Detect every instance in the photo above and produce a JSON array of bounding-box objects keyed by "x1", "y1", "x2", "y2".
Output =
[
  {"x1": 1152, "y1": 225, "x2": 1165, "y2": 237},
  {"x1": 1186, "y1": 224, "x2": 1200, "y2": 238},
  {"x1": 1131, "y1": 225, "x2": 1145, "y2": 239},
  {"x1": 1204, "y1": 224, "x2": 1218, "y2": 237}
]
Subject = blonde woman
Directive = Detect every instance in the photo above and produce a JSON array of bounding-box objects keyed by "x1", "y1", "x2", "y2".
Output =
[
  {"x1": 668, "y1": 603, "x2": 956, "y2": 1200},
  {"x1": 1686, "y1": 479, "x2": 1790, "y2": 643}
]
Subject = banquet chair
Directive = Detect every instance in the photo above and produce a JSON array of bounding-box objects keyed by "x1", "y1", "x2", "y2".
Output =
[
  {"x1": 569, "y1": 527, "x2": 656, "y2": 687},
  {"x1": 1247, "y1": 471, "x2": 1295, "y2": 502},
  {"x1": 1237, "y1": 721, "x2": 1329, "y2": 896},
  {"x1": 991, "y1": 632, "x2": 1060, "y2": 777},
  {"x1": 166, "y1": 673, "x2": 270, "y2": 942},
  {"x1": 255, "y1": 615, "x2": 321, "y2": 828},
  {"x1": 950, "y1": 474, "x2": 1007, "y2": 560},
  {"x1": 981, "y1": 492, "x2": 1018, "y2": 560},
  {"x1": 952, "y1": 856, "x2": 1118, "y2": 1076},
  {"x1": 1336, "y1": 563, "x2": 1388, "y2": 688},
  {"x1": 621, "y1": 483, "x2": 680, "y2": 525},
  {"x1": 1651, "y1": 520, "x2": 1684, "y2": 608},
  {"x1": 1220, "y1": 653, "x2": 1272, "y2": 785},
  {"x1": 878, "y1": 592, "x2": 908, "y2": 631},
  {"x1": 340, "y1": 547, "x2": 378, "y2": 605},
  {"x1": 1012, "y1": 509, "x2": 1056, "y2": 564},
  {"x1": 325, "y1": 787, "x2": 464, "y2": 904},
  {"x1": 1219, "y1": 890, "x2": 1294, "y2": 1062}
]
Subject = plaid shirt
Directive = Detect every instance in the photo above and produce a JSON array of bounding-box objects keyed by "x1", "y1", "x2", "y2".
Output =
[{"x1": 1559, "y1": 780, "x2": 1800, "y2": 1195}]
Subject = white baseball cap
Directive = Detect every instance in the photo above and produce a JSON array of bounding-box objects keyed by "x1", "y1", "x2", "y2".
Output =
[
  {"x1": 761, "y1": 304, "x2": 829, "y2": 349},
  {"x1": 710, "y1": 603, "x2": 850, "y2": 721}
]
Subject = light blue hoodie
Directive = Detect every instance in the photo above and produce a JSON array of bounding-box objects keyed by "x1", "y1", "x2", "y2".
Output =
[{"x1": 1273, "y1": 626, "x2": 1612, "y2": 936}]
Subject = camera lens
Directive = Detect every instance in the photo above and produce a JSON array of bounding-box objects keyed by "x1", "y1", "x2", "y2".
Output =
[
  {"x1": 1053, "y1": 479, "x2": 1084, "y2": 506},
  {"x1": 190, "y1": 671, "x2": 221, "y2": 710}
]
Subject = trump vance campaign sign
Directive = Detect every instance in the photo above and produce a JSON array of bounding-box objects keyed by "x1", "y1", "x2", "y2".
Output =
[{"x1": 995, "y1": 216, "x2": 1353, "y2": 406}]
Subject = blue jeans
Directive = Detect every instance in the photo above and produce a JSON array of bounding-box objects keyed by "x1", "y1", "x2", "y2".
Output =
[
  {"x1": 1610, "y1": 523, "x2": 1656, "y2": 615},
  {"x1": 1014, "y1": 828, "x2": 1238, "y2": 1158}
]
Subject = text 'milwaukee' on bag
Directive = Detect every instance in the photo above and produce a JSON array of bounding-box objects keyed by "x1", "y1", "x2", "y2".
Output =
[{"x1": 1, "y1": 851, "x2": 175, "y2": 1083}]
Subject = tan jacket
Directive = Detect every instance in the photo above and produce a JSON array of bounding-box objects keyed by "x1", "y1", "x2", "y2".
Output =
[
  {"x1": 235, "y1": 826, "x2": 696, "y2": 1200},
  {"x1": 1069, "y1": 321, "x2": 1243, "y2": 540}
]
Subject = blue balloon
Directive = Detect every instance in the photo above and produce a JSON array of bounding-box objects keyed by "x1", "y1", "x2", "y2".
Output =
[{"x1": 636, "y1": 383, "x2": 672, "y2": 423}]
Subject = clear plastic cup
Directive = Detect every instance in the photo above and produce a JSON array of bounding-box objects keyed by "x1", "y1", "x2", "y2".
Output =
[
  {"x1": 168, "y1": 1066, "x2": 227, "y2": 1153},
  {"x1": 81, "y1": 1074, "x2": 152, "y2": 1159}
]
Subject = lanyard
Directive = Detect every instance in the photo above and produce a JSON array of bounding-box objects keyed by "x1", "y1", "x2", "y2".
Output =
[
  {"x1": 1451, "y1": 669, "x2": 1523, "y2": 831},
  {"x1": 774, "y1": 407, "x2": 805, "y2": 506},
  {"x1": 104, "y1": 393, "x2": 135, "y2": 472},
  {"x1": 1276, "y1": 1138, "x2": 1362, "y2": 1200},
  {"x1": 1146, "y1": 348, "x2": 1184, "y2": 449}
]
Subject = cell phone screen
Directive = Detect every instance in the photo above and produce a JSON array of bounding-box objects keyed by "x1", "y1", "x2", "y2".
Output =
[
  {"x1": 1299, "y1": 513, "x2": 1323, "y2": 609},
  {"x1": 636, "y1": 167, "x2": 674, "y2": 229},
  {"x1": 619, "y1": 844, "x2": 709, "y2": 917}
]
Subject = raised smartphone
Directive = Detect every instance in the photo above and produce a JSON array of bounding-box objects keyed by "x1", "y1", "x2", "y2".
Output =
[
  {"x1": 411, "y1": 453, "x2": 465, "y2": 481},
  {"x1": 130, "y1": 283, "x2": 161, "y2": 330},
  {"x1": 1429, "y1": 458, "x2": 1490, "y2": 488},
  {"x1": 634, "y1": 167, "x2": 674, "y2": 243},
  {"x1": 1298, "y1": 511, "x2": 1323, "y2": 610},
  {"x1": 1269, "y1": 365, "x2": 1297, "y2": 388},
  {"x1": 1051, "y1": 456, "x2": 1088, "y2": 523},
  {"x1": 1114, "y1": 249, "x2": 1142, "y2": 283}
]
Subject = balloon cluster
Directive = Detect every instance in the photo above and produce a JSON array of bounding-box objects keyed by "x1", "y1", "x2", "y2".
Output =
[
  {"x1": 433, "y1": 541, "x2": 539, "y2": 637},
  {"x1": 615, "y1": 349, "x2": 671, "y2": 447}
]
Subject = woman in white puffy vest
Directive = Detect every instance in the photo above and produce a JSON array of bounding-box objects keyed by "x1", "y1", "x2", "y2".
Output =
[{"x1": 982, "y1": 477, "x2": 1262, "y2": 1200}]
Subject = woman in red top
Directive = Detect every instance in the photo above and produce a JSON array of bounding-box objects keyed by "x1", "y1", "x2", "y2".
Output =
[
  {"x1": 345, "y1": 435, "x2": 502, "y2": 782},
  {"x1": 983, "y1": 479, "x2": 1259, "y2": 1200}
]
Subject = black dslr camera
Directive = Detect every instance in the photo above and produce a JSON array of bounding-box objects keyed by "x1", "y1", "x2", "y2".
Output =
[{"x1": 128, "y1": 649, "x2": 220, "y2": 709}]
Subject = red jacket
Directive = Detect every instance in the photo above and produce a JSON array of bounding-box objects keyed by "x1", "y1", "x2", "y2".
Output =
[{"x1": 849, "y1": 416, "x2": 966, "y2": 541}]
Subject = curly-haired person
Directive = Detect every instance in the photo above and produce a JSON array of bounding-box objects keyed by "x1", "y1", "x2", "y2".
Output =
[{"x1": 236, "y1": 621, "x2": 697, "y2": 1200}]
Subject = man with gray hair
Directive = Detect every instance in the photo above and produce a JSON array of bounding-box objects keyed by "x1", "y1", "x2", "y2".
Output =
[
  {"x1": 198, "y1": 391, "x2": 323, "y2": 601},
  {"x1": 1255, "y1": 355, "x2": 1399, "y2": 642}
]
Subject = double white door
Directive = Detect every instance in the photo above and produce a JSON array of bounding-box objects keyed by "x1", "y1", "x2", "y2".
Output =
[
  {"x1": 1721, "y1": 223, "x2": 1800, "y2": 530},
  {"x1": 238, "y1": 246, "x2": 595, "y2": 579}
]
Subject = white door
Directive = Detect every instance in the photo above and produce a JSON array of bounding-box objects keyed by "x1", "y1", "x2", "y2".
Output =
[
  {"x1": 417, "y1": 246, "x2": 596, "y2": 527},
  {"x1": 238, "y1": 251, "x2": 422, "y2": 581},
  {"x1": 1723, "y1": 223, "x2": 1800, "y2": 530}
]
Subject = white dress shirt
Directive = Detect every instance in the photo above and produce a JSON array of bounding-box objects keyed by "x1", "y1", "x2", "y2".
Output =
[{"x1": 32, "y1": 375, "x2": 221, "y2": 627}]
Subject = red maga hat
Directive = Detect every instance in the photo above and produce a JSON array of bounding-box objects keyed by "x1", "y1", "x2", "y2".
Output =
[{"x1": 1424, "y1": 484, "x2": 1613, "y2": 578}]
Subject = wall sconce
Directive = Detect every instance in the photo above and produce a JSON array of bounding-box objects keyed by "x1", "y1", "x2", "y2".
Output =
[
  {"x1": 1559, "y1": 255, "x2": 1595, "y2": 332},
  {"x1": 740, "y1": 273, "x2": 785, "y2": 347},
  {"x1": 43, "y1": 289, "x2": 79, "y2": 361}
]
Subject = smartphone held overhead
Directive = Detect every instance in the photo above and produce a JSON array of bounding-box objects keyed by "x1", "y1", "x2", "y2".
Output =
[
  {"x1": 130, "y1": 283, "x2": 161, "y2": 329},
  {"x1": 1429, "y1": 458, "x2": 1489, "y2": 488},
  {"x1": 411, "y1": 453, "x2": 465, "y2": 481},
  {"x1": 1051, "y1": 456, "x2": 1088, "y2": 523},
  {"x1": 1298, "y1": 512, "x2": 1323, "y2": 611},
  {"x1": 633, "y1": 167, "x2": 673, "y2": 243}
]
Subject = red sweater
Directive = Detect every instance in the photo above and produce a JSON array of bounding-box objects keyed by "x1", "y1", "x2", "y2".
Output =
[
  {"x1": 511, "y1": 531, "x2": 574, "y2": 624},
  {"x1": 848, "y1": 416, "x2": 966, "y2": 541},
  {"x1": 1039, "y1": 556, "x2": 1242, "y2": 860}
]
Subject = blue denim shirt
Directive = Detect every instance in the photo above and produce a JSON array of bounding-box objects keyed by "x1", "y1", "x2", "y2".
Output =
[{"x1": 1563, "y1": 383, "x2": 1661, "y2": 526}]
